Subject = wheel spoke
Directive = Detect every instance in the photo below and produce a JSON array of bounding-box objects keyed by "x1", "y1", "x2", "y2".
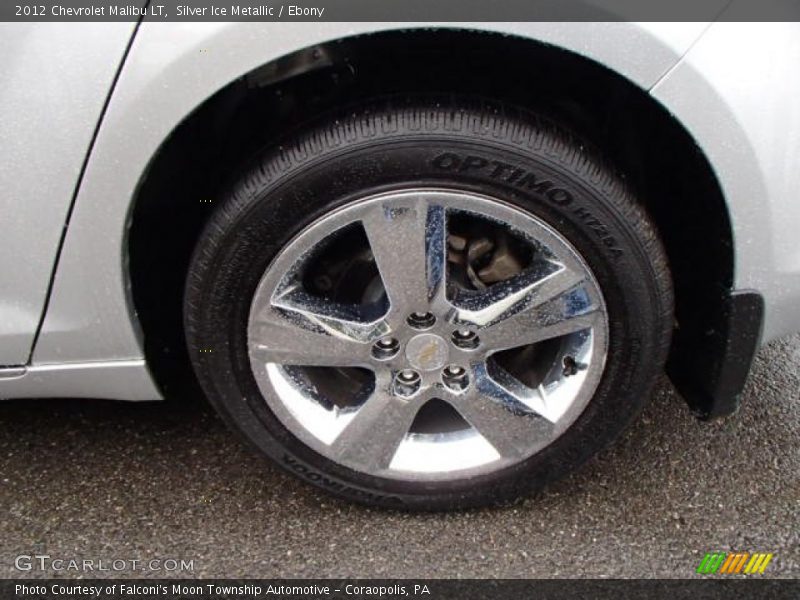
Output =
[
  {"x1": 480, "y1": 302, "x2": 601, "y2": 353},
  {"x1": 361, "y1": 197, "x2": 447, "y2": 316},
  {"x1": 453, "y1": 259, "x2": 585, "y2": 326},
  {"x1": 329, "y1": 388, "x2": 423, "y2": 472},
  {"x1": 250, "y1": 287, "x2": 388, "y2": 367},
  {"x1": 480, "y1": 363, "x2": 568, "y2": 423},
  {"x1": 463, "y1": 264, "x2": 601, "y2": 352},
  {"x1": 453, "y1": 363, "x2": 554, "y2": 459}
]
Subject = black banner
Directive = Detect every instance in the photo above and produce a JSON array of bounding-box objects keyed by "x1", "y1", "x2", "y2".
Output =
[
  {"x1": 3, "y1": 0, "x2": 800, "y2": 22},
  {"x1": 2, "y1": 580, "x2": 800, "y2": 600}
]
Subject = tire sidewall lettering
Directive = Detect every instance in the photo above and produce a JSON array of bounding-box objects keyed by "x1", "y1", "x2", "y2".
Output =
[{"x1": 430, "y1": 150, "x2": 624, "y2": 258}]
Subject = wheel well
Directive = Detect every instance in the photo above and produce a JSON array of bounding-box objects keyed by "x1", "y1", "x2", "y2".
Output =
[{"x1": 129, "y1": 29, "x2": 733, "y2": 402}]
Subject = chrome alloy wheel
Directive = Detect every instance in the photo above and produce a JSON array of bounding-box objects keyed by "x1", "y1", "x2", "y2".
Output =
[{"x1": 247, "y1": 189, "x2": 608, "y2": 481}]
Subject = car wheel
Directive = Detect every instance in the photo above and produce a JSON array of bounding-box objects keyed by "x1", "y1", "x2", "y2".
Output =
[{"x1": 184, "y1": 98, "x2": 673, "y2": 509}]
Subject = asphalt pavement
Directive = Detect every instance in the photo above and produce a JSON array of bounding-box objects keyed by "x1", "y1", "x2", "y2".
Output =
[{"x1": 1, "y1": 335, "x2": 798, "y2": 579}]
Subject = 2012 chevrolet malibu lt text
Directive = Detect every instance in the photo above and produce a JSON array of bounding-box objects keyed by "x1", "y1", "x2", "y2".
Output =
[{"x1": 1, "y1": 21, "x2": 798, "y2": 509}]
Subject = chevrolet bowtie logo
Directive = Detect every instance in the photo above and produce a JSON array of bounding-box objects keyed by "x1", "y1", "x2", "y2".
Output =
[{"x1": 418, "y1": 342, "x2": 440, "y2": 367}]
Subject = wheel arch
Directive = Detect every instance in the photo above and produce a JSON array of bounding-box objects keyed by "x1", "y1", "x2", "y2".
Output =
[
  {"x1": 30, "y1": 24, "x2": 745, "y2": 412},
  {"x1": 126, "y1": 28, "x2": 736, "y2": 412}
]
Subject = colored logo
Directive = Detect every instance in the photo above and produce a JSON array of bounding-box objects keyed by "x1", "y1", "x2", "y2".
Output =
[{"x1": 697, "y1": 552, "x2": 774, "y2": 575}]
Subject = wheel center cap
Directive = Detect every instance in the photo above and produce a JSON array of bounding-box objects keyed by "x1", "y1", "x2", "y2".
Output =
[{"x1": 405, "y1": 333, "x2": 449, "y2": 372}]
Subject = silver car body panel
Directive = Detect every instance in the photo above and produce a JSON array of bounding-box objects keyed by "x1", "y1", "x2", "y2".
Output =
[
  {"x1": 1, "y1": 21, "x2": 799, "y2": 400},
  {"x1": 650, "y1": 22, "x2": 800, "y2": 343},
  {"x1": 0, "y1": 23, "x2": 136, "y2": 365},
  {"x1": 0, "y1": 359, "x2": 154, "y2": 400}
]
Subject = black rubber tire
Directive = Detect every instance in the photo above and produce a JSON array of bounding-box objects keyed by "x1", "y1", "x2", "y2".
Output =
[{"x1": 184, "y1": 98, "x2": 673, "y2": 510}]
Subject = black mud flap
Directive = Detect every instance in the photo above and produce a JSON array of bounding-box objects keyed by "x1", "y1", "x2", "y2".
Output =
[{"x1": 667, "y1": 290, "x2": 764, "y2": 420}]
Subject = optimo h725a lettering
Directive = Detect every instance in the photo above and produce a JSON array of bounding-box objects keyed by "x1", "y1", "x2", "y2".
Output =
[{"x1": 1, "y1": 21, "x2": 799, "y2": 509}]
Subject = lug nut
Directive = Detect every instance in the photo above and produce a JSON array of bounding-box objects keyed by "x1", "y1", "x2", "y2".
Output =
[
  {"x1": 442, "y1": 364, "x2": 469, "y2": 391},
  {"x1": 398, "y1": 369, "x2": 419, "y2": 382},
  {"x1": 394, "y1": 369, "x2": 421, "y2": 397},
  {"x1": 407, "y1": 311, "x2": 436, "y2": 329},
  {"x1": 451, "y1": 329, "x2": 480, "y2": 349},
  {"x1": 372, "y1": 337, "x2": 400, "y2": 360}
]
